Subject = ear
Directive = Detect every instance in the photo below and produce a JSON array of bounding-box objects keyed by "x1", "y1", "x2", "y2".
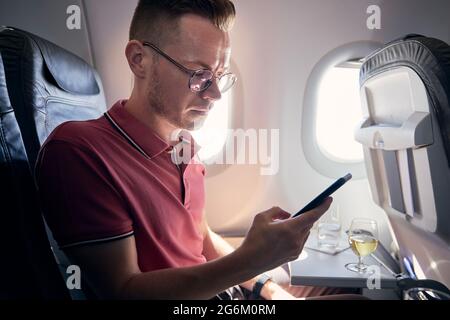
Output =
[{"x1": 125, "y1": 40, "x2": 148, "y2": 79}]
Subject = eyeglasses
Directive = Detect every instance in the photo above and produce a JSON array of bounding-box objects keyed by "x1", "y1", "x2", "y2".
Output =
[{"x1": 142, "y1": 41, "x2": 236, "y2": 94}]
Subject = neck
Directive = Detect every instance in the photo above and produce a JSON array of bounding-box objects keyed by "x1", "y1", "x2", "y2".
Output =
[{"x1": 124, "y1": 94, "x2": 181, "y2": 146}]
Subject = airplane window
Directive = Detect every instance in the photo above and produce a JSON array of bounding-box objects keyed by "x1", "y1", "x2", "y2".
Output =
[
  {"x1": 190, "y1": 91, "x2": 231, "y2": 161},
  {"x1": 316, "y1": 63, "x2": 364, "y2": 162},
  {"x1": 302, "y1": 41, "x2": 382, "y2": 179}
]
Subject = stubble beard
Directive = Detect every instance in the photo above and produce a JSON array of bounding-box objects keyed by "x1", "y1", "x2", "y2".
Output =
[
  {"x1": 146, "y1": 68, "x2": 185, "y2": 131},
  {"x1": 146, "y1": 68, "x2": 207, "y2": 131}
]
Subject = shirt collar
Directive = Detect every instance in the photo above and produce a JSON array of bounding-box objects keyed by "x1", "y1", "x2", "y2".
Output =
[{"x1": 107, "y1": 100, "x2": 200, "y2": 160}]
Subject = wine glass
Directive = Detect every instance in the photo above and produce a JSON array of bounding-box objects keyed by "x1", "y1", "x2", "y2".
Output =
[{"x1": 345, "y1": 218, "x2": 378, "y2": 273}]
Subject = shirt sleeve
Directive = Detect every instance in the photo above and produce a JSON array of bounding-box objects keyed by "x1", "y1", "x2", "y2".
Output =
[{"x1": 35, "y1": 139, "x2": 134, "y2": 249}]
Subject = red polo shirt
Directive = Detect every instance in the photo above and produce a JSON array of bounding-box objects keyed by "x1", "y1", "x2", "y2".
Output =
[{"x1": 35, "y1": 100, "x2": 207, "y2": 271}]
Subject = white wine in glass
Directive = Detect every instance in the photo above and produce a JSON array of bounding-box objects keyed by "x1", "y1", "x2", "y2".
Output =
[
  {"x1": 345, "y1": 218, "x2": 378, "y2": 273},
  {"x1": 349, "y1": 234, "x2": 378, "y2": 257}
]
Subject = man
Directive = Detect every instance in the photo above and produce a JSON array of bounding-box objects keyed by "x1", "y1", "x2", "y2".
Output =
[{"x1": 36, "y1": 0, "x2": 349, "y2": 300}]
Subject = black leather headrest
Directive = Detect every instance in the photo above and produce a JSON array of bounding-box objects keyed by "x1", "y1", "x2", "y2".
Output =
[
  {"x1": 33, "y1": 36, "x2": 100, "y2": 95},
  {"x1": 0, "y1": 26, "x2": 106, "y2": 167},
  {"x1": 0, "y1": 27, "x2": 99, "y2": 95}
]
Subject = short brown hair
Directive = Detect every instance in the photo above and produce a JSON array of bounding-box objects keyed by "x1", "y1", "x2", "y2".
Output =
[{"x1": 129, "y1": 0, "x2": 236, "y2": 46}]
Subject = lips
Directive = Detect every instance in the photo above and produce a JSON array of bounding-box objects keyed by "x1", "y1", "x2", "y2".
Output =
[{"x1": 189, "y1": 106, "x2": 210, "y2": 114}]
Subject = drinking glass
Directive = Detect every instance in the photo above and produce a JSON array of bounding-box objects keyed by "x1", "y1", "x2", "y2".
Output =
[
  {"x1": 317, "y1": 203, "x2": 341, "y2": 251},
  {"x1": 345, "y1": 218, "x2": 378, "y2": 273}
]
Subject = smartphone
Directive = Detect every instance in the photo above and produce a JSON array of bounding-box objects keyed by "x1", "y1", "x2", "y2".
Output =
[{"x1": 292, "y1": 173, "x2": 352, "y2": 218}]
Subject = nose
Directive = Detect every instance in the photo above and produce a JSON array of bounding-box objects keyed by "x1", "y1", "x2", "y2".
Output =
[{"x1": 201, "y1": 78, "x2": 222, "y2": 102}]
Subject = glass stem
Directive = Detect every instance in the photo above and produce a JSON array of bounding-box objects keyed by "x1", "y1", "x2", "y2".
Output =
[{"x1": 358, "y1": 256, "x2": 364, "y2": 271}]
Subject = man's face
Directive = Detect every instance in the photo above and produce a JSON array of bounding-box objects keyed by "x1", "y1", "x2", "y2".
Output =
[{"x1": 146, "y1": 14, "x2": 231, "y2": 131}]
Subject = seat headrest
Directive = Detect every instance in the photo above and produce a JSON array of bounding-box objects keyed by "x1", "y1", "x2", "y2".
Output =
[
  {"x1": 0, "y1": 27, "x2": 99, "y2": 95},
  {"x1": 360, "y1": 35, "x2": 450, "y2": 166},
  {"x1": 33, "y1": 36, "x2": 100, "y2": 95},
  {"x1": 0, "y1": 26, "x2": 106, "y2": 167}
]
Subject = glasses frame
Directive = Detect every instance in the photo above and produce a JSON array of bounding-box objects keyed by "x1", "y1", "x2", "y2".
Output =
[{"x1": 142, "y1": 41, "x2": 236, "y2": 93}]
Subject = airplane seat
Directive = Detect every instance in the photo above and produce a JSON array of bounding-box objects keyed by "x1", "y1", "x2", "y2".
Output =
[
  {"x1": 0, "y1": 27, "x2": 107, "y2": 299},
  {"x1": 356, "y1": 34, "x2": 450, "y2": 298},
  {"x1": 0, "y1": 49, "x2": 71, "y2": 300}
]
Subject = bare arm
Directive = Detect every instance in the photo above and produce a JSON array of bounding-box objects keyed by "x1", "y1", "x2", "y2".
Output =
[
  {"x1": 65, "y1": 200, "x2": 331, "y2": 300},
  {"x1": 66, "y1": 235, "x2": 258, "y2": 300}
]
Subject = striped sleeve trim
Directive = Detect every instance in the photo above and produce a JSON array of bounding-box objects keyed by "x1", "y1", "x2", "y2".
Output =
[{"x1": 59, "y1": 230, "x2": 134, "y2": 249}]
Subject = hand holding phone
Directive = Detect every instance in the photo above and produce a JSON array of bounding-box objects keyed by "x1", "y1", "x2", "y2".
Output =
[{"x1": 292, "y1": 173, "x2": 352, "y2": 218}]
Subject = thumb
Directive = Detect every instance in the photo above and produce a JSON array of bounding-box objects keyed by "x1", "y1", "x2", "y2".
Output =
[{"x1": 257, "y1": 206, "x2": 291, "y2": 222}]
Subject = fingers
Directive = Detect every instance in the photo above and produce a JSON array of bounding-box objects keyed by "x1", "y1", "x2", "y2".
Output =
[{"x1": 256, "y1": 206, "x2": 291, "y2": 222}]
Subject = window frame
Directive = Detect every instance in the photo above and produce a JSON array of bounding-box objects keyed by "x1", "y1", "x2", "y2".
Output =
[
  {"x1": 301, "y1": 41, "x2": 382, "y2": 179},
  {"x1": 191, "y1": 59, "x2": 243, "y2": 178}
]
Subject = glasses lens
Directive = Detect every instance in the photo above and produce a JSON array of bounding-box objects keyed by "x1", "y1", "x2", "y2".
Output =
[
  {"x1": 190, "y1": 70, "x2": 237, "y2": 93},
  {"x1": 217, "y1": 73, "x2": 237, "y2": 93},
  {"x1": 190, "y1": 70, "x2": 213, "y2": 92}
]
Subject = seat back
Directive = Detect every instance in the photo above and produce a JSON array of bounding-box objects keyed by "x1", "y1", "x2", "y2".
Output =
[
  {"x1": 355, "y1": 35, "x2": 450, "y2": 289},
  {"x1": 0, "y1": 27, "x2": 107, "y2": 299}
]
